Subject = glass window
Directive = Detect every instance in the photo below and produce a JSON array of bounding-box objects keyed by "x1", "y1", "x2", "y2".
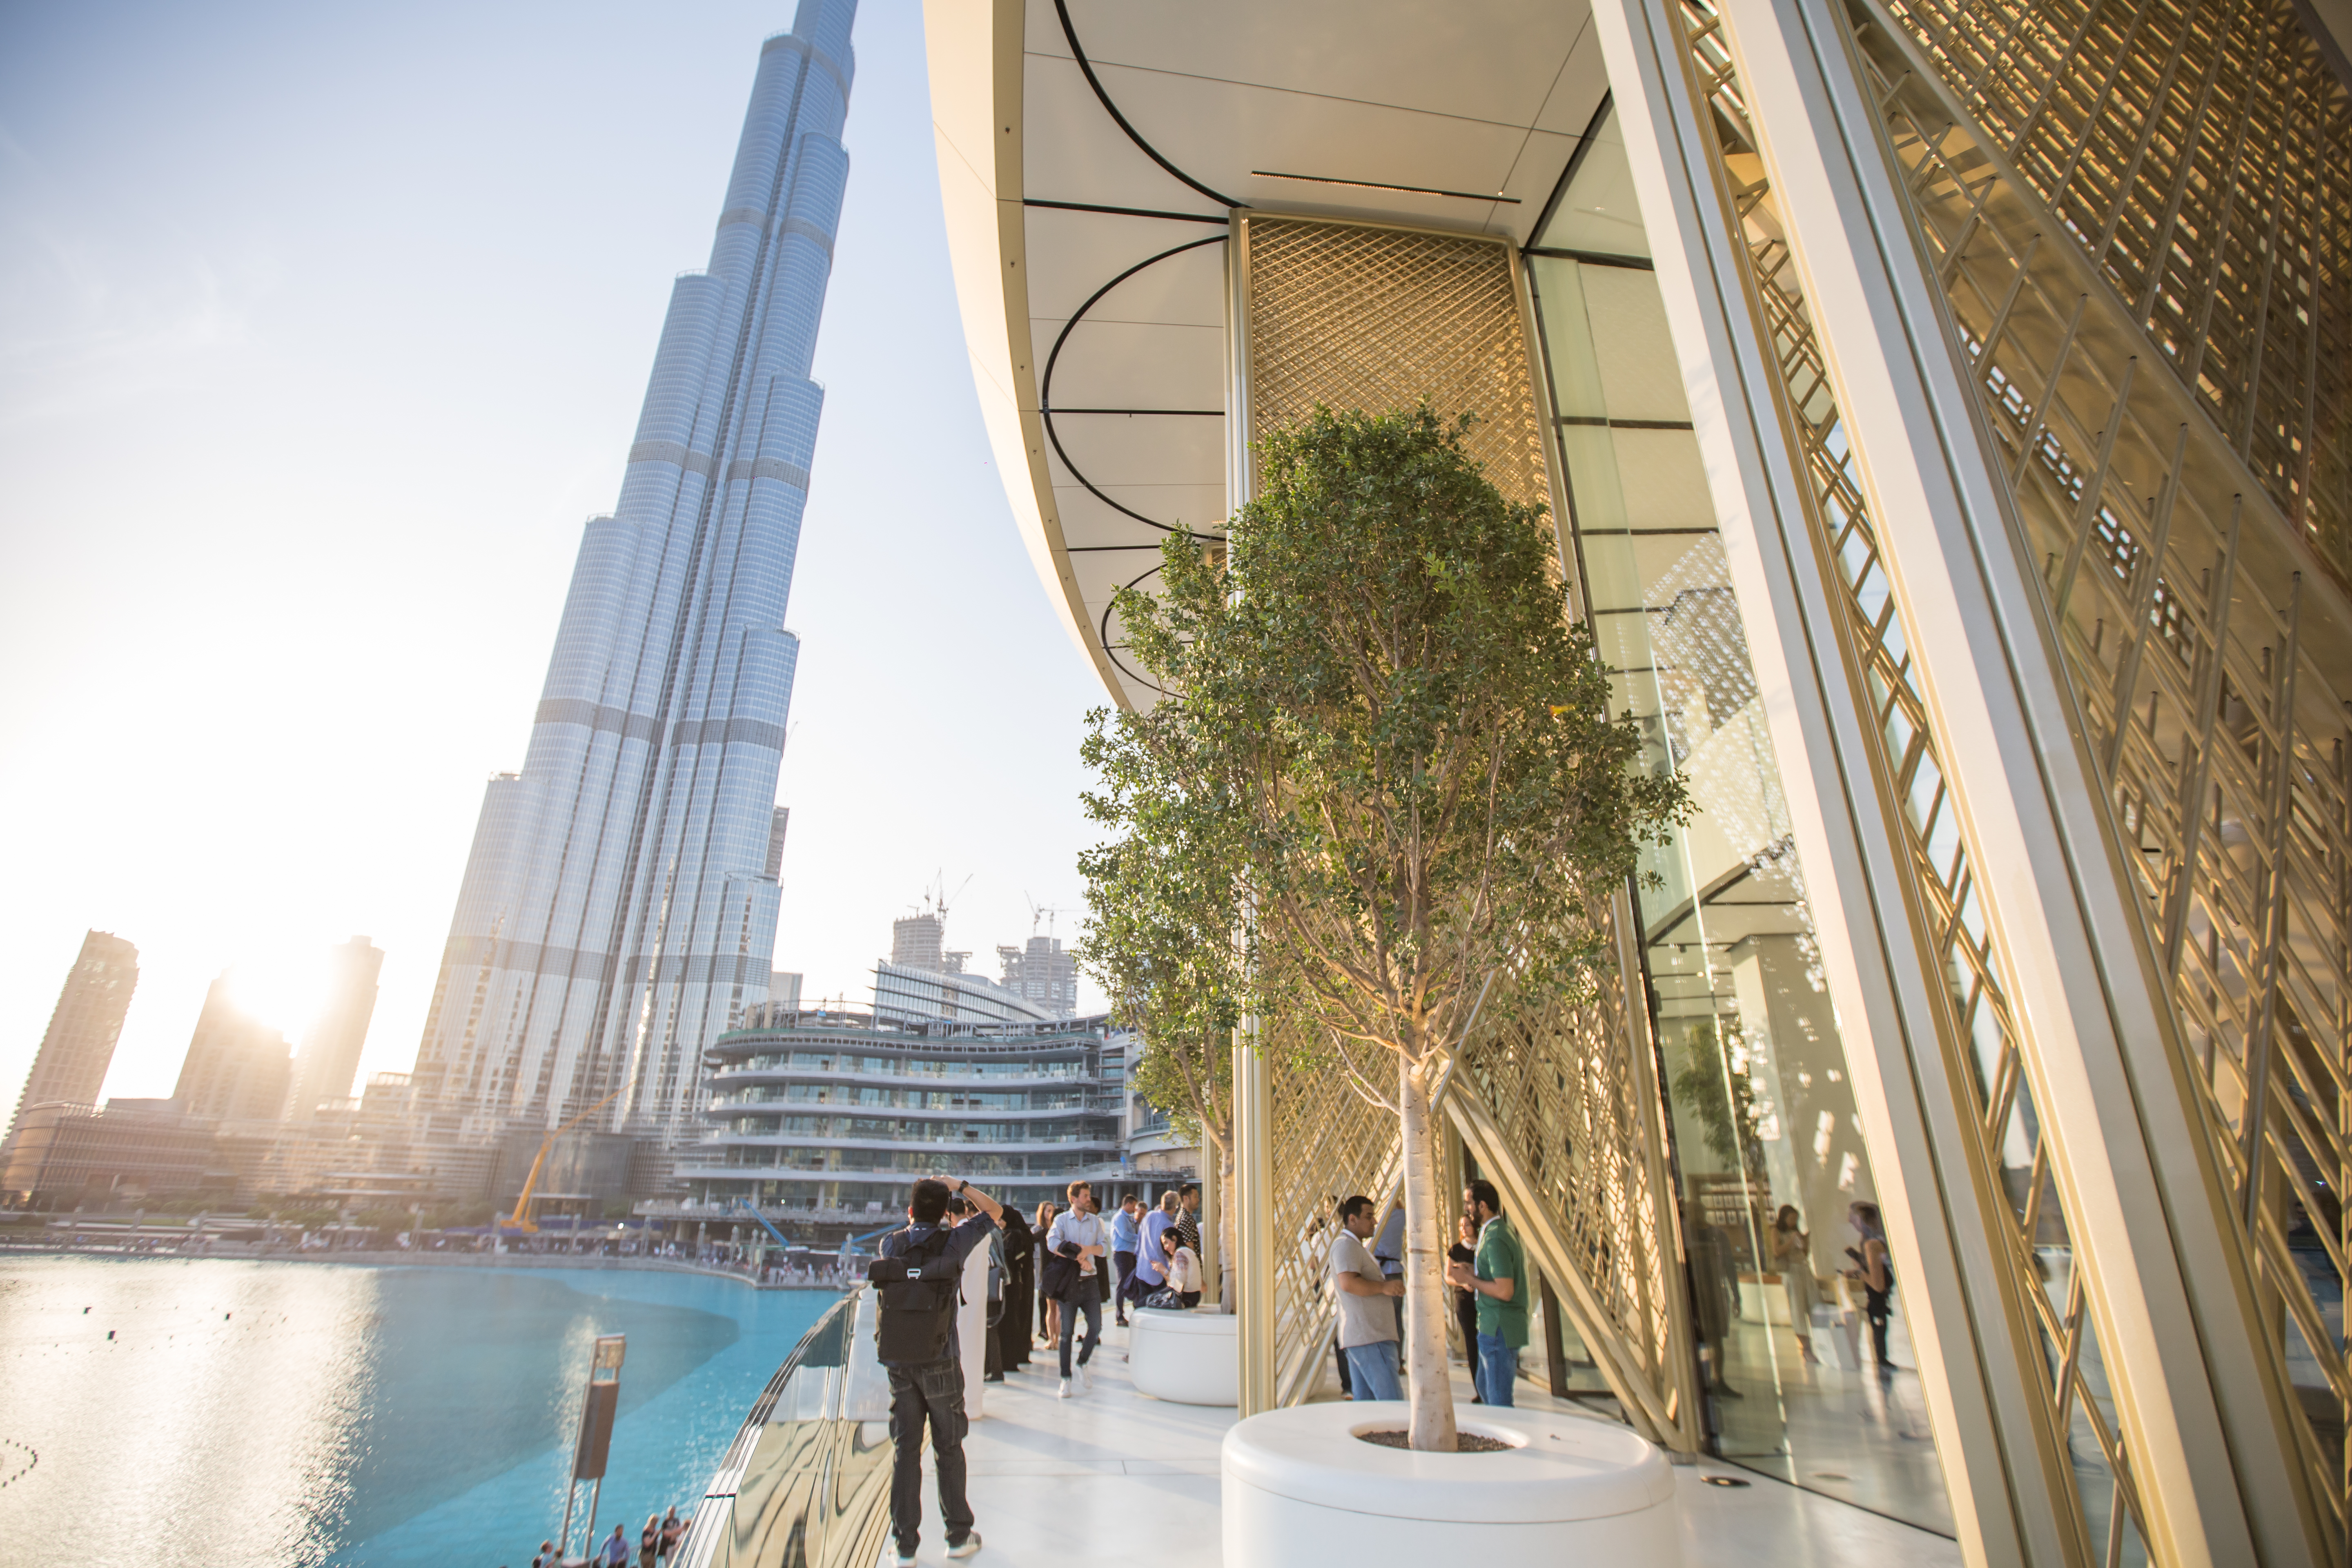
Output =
[{"x1": 1527, "y1": 106, "x2": 1950, "y2": 1535}]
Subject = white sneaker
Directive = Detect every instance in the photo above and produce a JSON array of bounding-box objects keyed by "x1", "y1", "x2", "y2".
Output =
[
  {"x1": 1057, "y1": 1377, "x2": 1072, "y2": 1399},
  {"x1": 1078, "y1": 1364, "x2": 1093, "y2": 1392},
  {"x1": 948, "y1": 1533, "x2": 982, "y2": 1560},
  {"x1": 894, "y1": 1553, "x2": 916, "y2": 1568}
]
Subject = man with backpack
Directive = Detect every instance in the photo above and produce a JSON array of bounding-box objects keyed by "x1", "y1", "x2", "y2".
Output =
[{"x1": 870, "y1": 1173, "x2": 1002, "y2": 1566}]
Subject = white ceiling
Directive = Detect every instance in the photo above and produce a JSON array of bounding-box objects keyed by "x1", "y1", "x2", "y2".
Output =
[{"x1": 932, "y1": 0, "x2": 1611, "y2": 707}]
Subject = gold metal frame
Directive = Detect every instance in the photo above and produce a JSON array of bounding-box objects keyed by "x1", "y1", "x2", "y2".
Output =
[
  {"x1": 1666, "y1": 0, "x2": 2350, "y2": 1554},
  {"x1": 1849, "y1": 0, "x2": 2351, "y2": 1548}
]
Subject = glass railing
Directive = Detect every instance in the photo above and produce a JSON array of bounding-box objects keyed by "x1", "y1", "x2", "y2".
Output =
[
  {"x1": 675, "y1": 1287, "x2": 892, "y2": 1568},
  {"x1": 709, "y1": 1089, "x2": 1093, "y2": 1112},
  {"x1": 707, "y1": 1123, "x2": 1109, "y2": 1147},
  {"x1": 723, "y1": 1057, "x2": 1088, "y2": 1082}
]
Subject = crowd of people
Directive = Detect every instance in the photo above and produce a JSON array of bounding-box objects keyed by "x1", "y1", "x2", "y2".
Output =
[
  {"x1": 1319, "y1": 1179, "x2": 1529, "y2": 1407},
  {"x1": 513, "y1": 1503, "x2": 687, "y2": 1568},
  {"x1": 868, "y1": 1174, "x2": 1205, "y2": 1566},
  {"x1": 866, "y1": 1168, "x2": 1913, "y2": 1564}
]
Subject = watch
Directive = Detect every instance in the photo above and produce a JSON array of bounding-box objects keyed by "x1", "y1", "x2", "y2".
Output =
[{"x1": 953, "y1": 1179, "x2": 966, "y2": 1193}]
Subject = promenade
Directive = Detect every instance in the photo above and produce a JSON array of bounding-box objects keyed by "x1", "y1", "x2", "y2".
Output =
[{"x1": 902, "y1": 1317, "x2": 1962, "y2": 1568}]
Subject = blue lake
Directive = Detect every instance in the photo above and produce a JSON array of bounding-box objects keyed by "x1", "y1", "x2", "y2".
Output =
[{"x1": 0, "y1": 1256, "x2": 833, "y2": 1566}]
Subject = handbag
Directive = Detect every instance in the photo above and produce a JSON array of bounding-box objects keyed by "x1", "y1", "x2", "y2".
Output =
[{"x1": 1140, "y1": 1287, "x2": 1184, "y2": 1311}]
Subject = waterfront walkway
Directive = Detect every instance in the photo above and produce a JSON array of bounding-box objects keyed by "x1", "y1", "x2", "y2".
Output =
[{"x1": 905, "y1": 1318, "x2": 1960, "y2": 1568}]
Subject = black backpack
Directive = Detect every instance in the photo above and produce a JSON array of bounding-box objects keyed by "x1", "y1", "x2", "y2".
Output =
[{"x1": 868, "y1": 1227, "x2": 961, "y2": 1364}]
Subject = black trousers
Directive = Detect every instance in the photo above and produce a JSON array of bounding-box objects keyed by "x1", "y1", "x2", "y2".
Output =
[
  {"x1": 1863, "y1": 1287, "x2": 1892, "y2": 1366},
  {"x1": 887, "y1": 1358, "x2": 973, "y2": 1555}
]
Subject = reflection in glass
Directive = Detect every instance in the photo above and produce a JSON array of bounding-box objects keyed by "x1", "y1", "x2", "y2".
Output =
[{"x1": 1526, "y1": 107, "x2": 1951, "y2": 1534}]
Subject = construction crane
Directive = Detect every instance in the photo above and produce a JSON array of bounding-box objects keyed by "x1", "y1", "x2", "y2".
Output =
[
  {"x1": 728, "y1": 1197, "x2": 793, "y2": 1253},
  {"x1": 502, "y1": 1088, "x2": 621, "y2": 1234}
]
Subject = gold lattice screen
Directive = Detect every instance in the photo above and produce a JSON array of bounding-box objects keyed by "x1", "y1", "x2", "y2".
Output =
[
  {"x1": 1243, "y1": 217, "x2": 1551, "y2": 510},
  {"x1": 1237, "y1": 215, "x2": 1691, "y2": 1441}
]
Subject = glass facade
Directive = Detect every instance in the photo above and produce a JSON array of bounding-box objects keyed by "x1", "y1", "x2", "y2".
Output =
[
  {"x1": 1527, "y1": 107, "x2": 1949, "y2": 1532},
  {"x1": 410, "y1": 0, "x2": 858, "y2": 1155}
]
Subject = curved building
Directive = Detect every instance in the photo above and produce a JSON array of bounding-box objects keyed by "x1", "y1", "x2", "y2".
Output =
[
  {"x1": 927, "y1": 0, "x2": 2352, "y2": 1561},
  {"x1": 676, "y1": 1009, "x2": 1127, "y2": 1225},
  {"x1": 410, "y1": 0, "x2": 859, "y2": 1165}
]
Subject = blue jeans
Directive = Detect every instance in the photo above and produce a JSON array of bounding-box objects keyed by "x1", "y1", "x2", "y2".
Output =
[
  {"x1": 1343, "y1": 1340, "x2": 1403, "y2": 1401},
  {"x1": 1475, "y1": 1332, "x2": 1518, "y2": 1407},
  {"x1": 1058, "y1": 1292, "x2": 1101, "y2": 1377}
]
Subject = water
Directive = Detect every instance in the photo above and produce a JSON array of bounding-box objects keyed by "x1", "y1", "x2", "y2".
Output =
[{"x1": 0, "y1": 1256, "x2": 834, "y2": 1566}]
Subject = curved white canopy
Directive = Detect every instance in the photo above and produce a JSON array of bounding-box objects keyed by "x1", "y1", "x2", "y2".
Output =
[{"x1": 925, "y1": 0, "x2": 1608, "y2": 707}]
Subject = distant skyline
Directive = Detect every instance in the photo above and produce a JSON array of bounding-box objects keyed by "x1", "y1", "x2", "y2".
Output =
[{"x1": 0, "y1": 2, "x2": 1111, "y2": 1109}]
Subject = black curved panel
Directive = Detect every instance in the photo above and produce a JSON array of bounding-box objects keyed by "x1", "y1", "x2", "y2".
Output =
[
  {"x1": 1051, "y1": 0, "x2": 1241, "y2": 212},
  {"x1": 1039, "y1": 233, "x2": 1228, "y2": 539},
  {"x1": 1099, "y1": 560, "x2": 1168, "y2": 696}
]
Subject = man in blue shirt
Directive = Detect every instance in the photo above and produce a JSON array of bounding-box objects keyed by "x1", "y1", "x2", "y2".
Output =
[
  {"x1": 1133, "y1": 1191, "x2": 1178, "y2": 1299},
  {"x1": 1109, "y1": 1194, "x2": 1143, "y2": 1326},
  {"x1": 878, "y1": 1174, "x2": 1001, "y2": 1566},
  {"x1": 1045, "y1": 1181, "x2": 1109, "y2": 1395}
]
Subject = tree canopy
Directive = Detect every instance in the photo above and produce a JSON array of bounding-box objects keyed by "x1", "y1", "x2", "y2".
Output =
[{"x1": 1080, "y1": 404, "x2": 1684, "y2": 1447}]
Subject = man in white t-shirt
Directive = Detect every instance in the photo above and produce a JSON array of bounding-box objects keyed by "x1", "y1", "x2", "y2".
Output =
[
  {"x1": 1044, "y1": 1180, "x2": 1108, "y2": 1397},
  {"x1": 1330, "y1": 1194, "x2": 1405, "y2": 1400}
]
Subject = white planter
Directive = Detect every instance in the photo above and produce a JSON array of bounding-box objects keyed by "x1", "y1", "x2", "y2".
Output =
[
  {"x1": 1221, "y1": 1400, "x2": 1679, "y2": 1568},
  {"x1": 1129, "y1": 1307, "x2": 1238, "y2": 1405}
]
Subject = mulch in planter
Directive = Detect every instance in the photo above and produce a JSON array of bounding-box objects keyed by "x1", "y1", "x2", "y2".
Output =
[{"x1": 1355, "y1": 1428, "x2": 1516, "y2": 1453}]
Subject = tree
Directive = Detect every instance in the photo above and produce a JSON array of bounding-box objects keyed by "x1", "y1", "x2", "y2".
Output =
[
  {"x1": 1075, "y1": 744, "x2": 1252, "y2": 1300},
  {"x1": 1095, "y1": 405, "x2": 1682, "y2": 1449}
]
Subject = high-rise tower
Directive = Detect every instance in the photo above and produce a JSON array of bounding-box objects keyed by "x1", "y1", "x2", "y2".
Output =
[
  {"x1": 412, "y1": 0, "x2": 858, "y2": 1162},
  {"x1": 173, "y1": 973, "x2": 291, "y2": 1123},
  {"x1": 282, "y1": 936, "x2": 385, "y2": 1120},
  {"x1": 2, "y1": 930, "x2": 138, "y2": 1155}
]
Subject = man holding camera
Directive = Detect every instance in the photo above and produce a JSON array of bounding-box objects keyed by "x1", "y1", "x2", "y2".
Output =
[{"x1": 873, "y1": 1173, "x2": 1002, "y2": 1566}]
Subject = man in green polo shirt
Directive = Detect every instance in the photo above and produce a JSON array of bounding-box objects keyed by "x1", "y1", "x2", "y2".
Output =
[{"x1": 1444, "y1": 1178, "x2": 1528, "y2": 1407}]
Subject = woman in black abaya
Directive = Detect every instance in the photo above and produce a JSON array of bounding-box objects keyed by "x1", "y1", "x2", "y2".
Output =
[{"x1": 996, "y1": 1201, "x2": 1036, "y2": 1371}]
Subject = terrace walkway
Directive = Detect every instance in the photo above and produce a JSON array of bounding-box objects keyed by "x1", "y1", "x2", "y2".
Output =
[{"x1": 899, "y1": 1318, "x2": 1960, "y2": 1568}]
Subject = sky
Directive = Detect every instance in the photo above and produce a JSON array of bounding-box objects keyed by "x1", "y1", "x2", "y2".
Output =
[{"x1": 0, "y1": 0, "x2": 1114, "y2": 1108}]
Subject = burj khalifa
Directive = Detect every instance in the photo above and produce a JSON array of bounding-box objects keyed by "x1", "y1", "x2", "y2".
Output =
[{"x1": 412, "y1": 0, "x2": 856, "y2": 1161}]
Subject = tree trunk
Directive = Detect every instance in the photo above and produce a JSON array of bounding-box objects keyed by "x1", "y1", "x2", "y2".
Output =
[{"x1": 1400, "y1": 1052, "x2": 1458, "y2": 1450}]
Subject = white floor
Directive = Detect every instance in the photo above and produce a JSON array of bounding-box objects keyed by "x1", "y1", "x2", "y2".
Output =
[{"x1": 892, "y1": 1320, "x2": 1962, "y2": 1567}]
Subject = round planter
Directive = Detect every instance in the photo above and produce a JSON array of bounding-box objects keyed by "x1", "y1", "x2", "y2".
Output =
[
  {"x1": 1128, "y1": 1307, "x2": 1238, "y2": 1405},
  {"x1": 1221, "y1": 1400, "x2": 1679, "y2": 1568}
]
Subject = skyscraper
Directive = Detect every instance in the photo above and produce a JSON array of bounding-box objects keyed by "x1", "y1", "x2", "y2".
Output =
[
  {"x1": 2, "y1": 930, "x2": 138, "y2": 1155},
  {"x1": 282, "y1": 936, "x2": 385, "y2": 1120},
  {"x1": 173, "y1": 973, "x2": 291, "y2": 1123},
  {"x1": 997, "y1": 935, "x2": 1076, "y2": 1018},
  {"x1": 411, "y1": 0, "x2": 858, "y2": 1163}
]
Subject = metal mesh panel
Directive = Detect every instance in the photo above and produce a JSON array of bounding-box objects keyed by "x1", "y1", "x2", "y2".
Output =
[
  {"x1": 1673, "y1": 3, "x2": 2153, "y2": 1557},
  {"x1": 1875, "y1": 0, "x2": 2352, "y2": 594},
  {"x1": 1451, "y1": 945, "x2": 1690, "y2": 1444},
  {"x1": 1263, "y1": 1015, "x2": 1403, "y2": 1408},
  {"x1": 1245, "y1": 218, "x2": 1550, "y2": 509},
  {"x1": 1841, "y1": 2, "x2": 2352, "y2": 1548}
]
